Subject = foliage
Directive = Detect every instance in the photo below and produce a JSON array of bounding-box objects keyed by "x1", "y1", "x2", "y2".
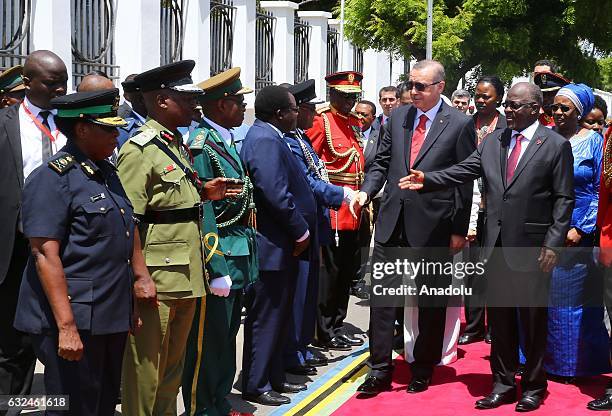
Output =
[
  {"x1": 598, "y1": 57, "x2": 612, "y2": 92},
  {"x1": 342, "y1": 0, "x2": 612, "y2": 93}
]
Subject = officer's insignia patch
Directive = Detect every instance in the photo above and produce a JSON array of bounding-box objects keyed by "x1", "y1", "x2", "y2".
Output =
[
  {"x1": 48, "y1": 155, "x2": 75, "y2": 174},
  {"x1": 164, "y1": 164, "x2": 176, "y2": 174},
  {"x1": 81, "y1": 162, "x2": 96, "y2": 177},
  {"x1": 130, "y1": 129, "x2": 157, "y2": 146},
  {"x1": 189, "y1": 130, "x2": 206, "y2": 149},
  {"x1": 347, "y1": 73, "x2": 355, "y2": 83}
]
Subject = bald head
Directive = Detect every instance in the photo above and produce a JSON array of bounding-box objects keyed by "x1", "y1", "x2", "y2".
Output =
[
  {"x1": 22, "y1": 50, "x2": 68, "y2": 109},
  {"x1": 77, "y1": 74, "x2": 114, "y2": 92},
  {"x1": 509, "y1": 82, "x2": 543, "y2": 106}
]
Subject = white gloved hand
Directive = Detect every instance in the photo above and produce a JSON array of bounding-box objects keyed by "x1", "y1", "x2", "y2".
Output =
[
  {"x1": 209, "y1": 275, "x2": 232, "y2": 297},
  {"x1": 342, "y1": 186, "x2": 356, "y2": 203}
]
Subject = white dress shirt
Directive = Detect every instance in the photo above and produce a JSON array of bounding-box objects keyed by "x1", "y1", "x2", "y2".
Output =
[
  {"x1": 507, "y1": 120, "x2": 540, "y2": 164},
  {"x1": 204, "y1": 116, "x2": 233, "y2": 147},
  {"x1": 19, "y1": 97, "x2": 67, "y2": 180},
  {"x1": 414, "y1": 98, "x2": 443, "y2": 138}
]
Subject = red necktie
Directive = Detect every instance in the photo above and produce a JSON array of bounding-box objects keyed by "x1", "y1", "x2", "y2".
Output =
[
  {"x1": 506, "y1": 134, "x2": 524, "y2": 182},
  {"x1": 410, "y1": 114, "x2": 428, "y2": 167}
]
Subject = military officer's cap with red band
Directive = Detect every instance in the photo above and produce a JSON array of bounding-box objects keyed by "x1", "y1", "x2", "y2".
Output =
[{"x1": 325, "y1": 71, "x2": 363, "y2": 94}]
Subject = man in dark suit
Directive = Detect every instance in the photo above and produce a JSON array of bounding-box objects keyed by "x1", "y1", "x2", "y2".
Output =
[
  {"x1": 240, "y1": 85, "x2": 317, "y2": 406},
  {"x1": 0, "y1": 50, "x2": 68, "y2": 400},
  {"x1": 403, "y1": 82, "x2": 574, "y2": 412},
  {"x1": 351, "y1": 59, "x2": 476, "y2": 395}
]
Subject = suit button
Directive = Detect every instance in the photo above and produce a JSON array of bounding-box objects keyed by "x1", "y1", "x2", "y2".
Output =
[
  {"x1": 226, "y1": 250, "x2": 232, "y2": 256},
  {"x1": 165, "y1": 257, "x2": 171, "y2": 264},
  {"x1": 100, "y1": 207, "x2": 106, "y2": 212},
  {"x1": 127, "y1": 259, "x2": 131, "y2": 265},
  {"x1": 503, "y1": 196, "x2": 508, "y2": 201},
  {"x1": 126, "y1": 231, "x2": 130, "y2": 238},
  {"x1": 497, "y1": 220, "x2": 502, "y2": 226},
  {"x1": 67, "y1": 295, "x2": 72, "y2": 300},
  {"x1": 120, "y1": 208, "x2": 125, "y2": 214}
]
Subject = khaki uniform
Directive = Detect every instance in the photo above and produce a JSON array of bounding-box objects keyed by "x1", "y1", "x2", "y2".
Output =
[{"x1": 118, "y1": 118, "x2": 208, "y2": 415}]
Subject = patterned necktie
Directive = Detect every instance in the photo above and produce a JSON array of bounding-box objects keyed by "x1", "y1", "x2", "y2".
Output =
[
  {"x1": 40, "y1": 111, "x2": 53, "y2": 160},
  {"x1": 506, "y1": 133, "x2": 525, "y2": 183},
  {"x1": 410, "y1": 114, "x2": 428, "y2": 167}
]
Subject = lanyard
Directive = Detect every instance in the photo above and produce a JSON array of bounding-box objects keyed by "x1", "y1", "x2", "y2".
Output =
[{"x1": 21, "y1": 102, "x2": 60, "y2": 143}]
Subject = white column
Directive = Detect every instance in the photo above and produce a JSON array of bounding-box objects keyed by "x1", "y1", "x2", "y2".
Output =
[
  {"x1": 362, "y1": 49, "x2": 391, "y2": 114},
  {"x1": 390, "y1": 55, "x2": 405, "y2": 85},
  {"x1": 114, "y1": 0, "x2": 160, "y2": 80},
  {"x1": 298, "y1": 11, "x2": 331, "y2": 100},
  {"x1": 261, "y1": 1, "x2": 297, "y2": 85},
  {"x1": 30, "y1": 0, "x2": 73, "y2": 85},
  {"x1": 183, "y1": 0, "x2": 211, "y2": 83},
  {"x1": 233, "y1": 0, "x2": 256, "y2": 106},
  {"x1": 328, "y1": 19, "x2": 352, "y2": 72}
]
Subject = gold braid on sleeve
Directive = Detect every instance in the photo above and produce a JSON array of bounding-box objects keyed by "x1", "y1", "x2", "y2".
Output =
[
  {"x1": 322, "y1": 112, "x2": 360, "y2": 175},
  {"x1": 604, "y1": 136, "x2": 612, "y2": 189}
]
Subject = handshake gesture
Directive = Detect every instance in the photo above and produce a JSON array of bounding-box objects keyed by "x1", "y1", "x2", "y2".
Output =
[{"x1": 398, "y1": 169, "x2": 425, "y2": 190}]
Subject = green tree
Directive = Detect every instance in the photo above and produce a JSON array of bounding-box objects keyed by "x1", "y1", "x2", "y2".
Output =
[
  {"x1": 599, "y1": 57, "x2": 612, "y2": 92},
  {"x1": 342, "y1": 0, "x2": 612, "y2": 93}
]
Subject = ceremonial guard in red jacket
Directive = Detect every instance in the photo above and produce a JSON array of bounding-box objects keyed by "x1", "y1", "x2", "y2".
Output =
[{"x1": 306, "y1": 71, "x2": 366, "y2": 350}]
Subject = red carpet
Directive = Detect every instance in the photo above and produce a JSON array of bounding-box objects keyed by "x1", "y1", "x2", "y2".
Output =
[{"x1": 332, "y1": 339, "x2": 611, "y2": 415}]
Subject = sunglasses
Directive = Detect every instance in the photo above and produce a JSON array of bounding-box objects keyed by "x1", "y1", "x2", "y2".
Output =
[
  {"x1": 406, "y1": 80, "x2": 442, "y2": 92},
  {"x1": 550, "y1": 104, "x2": 572, "y2": 113},
  {"x1": 502, "y1": 101, "x2": 535, "y2": 111}
]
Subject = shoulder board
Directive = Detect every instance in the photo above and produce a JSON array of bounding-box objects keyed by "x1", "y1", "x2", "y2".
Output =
[
  {"x1": 316, "y1": 105, "x2": 331, "y2": 115},
  {"x1": 47, "y1": 153, "x2": 76, "y2": 175},
  {"x1": 129, "y1": 128, "x2": 158, "y2": 146},
  {"x1": 189, "y1": 128, "x2": 209, "y2": 150}
]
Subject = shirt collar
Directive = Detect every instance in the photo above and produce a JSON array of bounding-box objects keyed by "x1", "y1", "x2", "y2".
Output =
[
  {"x1": 264, "y1": 121, "x2": 284, "y2": 139},
  {"x1": 23, "y1": 96, "x2": 57, "y2": 118},
  {"x1": 363, "y1": 126, "x2": 372, "y2": 139},
  {"x1": 203, "y1": 116, "x2": 232, "y2": 145},
  {"x1": 415, "y1": 98, "x2": 443, "y2": 122},
  {"x1": 513, "y1": 120, "x2": 540, "y2": 141}
]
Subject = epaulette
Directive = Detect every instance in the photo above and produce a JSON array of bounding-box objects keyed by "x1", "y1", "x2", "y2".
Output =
[
  {"x1": 316, "y1": 105, "x2": 331, "y2": 115},
  {"x1": 189, "y1": 128, "x2": 209, "y2": 150},
  {"x1": 129, "y1": 128, "x2": 158, "y2": 146},
  {"x1": 47, "y1": 153, "x2": 76, "y2": 175}
]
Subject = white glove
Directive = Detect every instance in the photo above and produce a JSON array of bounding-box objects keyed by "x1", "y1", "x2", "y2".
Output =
[
  {"x1": 342, "y1": 187, "x2": 356, "y2": 203},
  {"x1": 210, "y1": 275, "x2": 232, "y2": 297}
]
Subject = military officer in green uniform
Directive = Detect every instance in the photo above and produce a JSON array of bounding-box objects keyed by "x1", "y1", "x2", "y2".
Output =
[
  {"x1": 182, "y1": 67, "x2": 258, "y2": 416},
  {"x1": 117, "y1": 60, "x2": 240, "y2": 416}
]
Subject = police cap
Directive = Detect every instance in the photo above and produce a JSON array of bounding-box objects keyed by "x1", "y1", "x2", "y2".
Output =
[
  {"x1": 288, "y1": 79, "x2": 323, "y2": 105},
  {"x1": 134, "y1": 60, "x2": 203, "y2": 93},
  {"x1": 51, "y1": 88, "x2": 127, "y2": 127},
  {"x1": 0, "y1": 65, "x2": 25, "y2": 94}
]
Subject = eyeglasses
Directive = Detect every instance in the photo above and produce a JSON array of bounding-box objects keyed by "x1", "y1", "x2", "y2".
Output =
[
  {"x1": 550, "y1": 103, "x2": 572, "y2": 113},
  {"x1": 502, "y1": 101, "x2": 536, "y2": 111},
  {"x1": 406, "y1": 80, "x2": 442, "y2": 92}
]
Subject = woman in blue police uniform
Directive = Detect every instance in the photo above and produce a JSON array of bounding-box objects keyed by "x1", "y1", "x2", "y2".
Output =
[{"x1": 13, "y1": 89, "x2": 156, "y2": 416}]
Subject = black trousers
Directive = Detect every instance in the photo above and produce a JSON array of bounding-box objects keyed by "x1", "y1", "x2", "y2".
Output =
[
  {"x1": 32, "y1": 331, "x2": 127, "y2": 416},
  {"x1": 367, "y1": 217, "x2": 449, "y2": 380},
  {"x1": 462, "y1": 243, "x2": 487, "y2": 337},
  {"x1": 242, "y1": 265, "x2": 298, "y2": 395},
  {"x1": 0, "y1": 234, "x2": 36, "y2": 408},
  {"x1": 316, "y1": 230, "x2": 360, "y2": 342},
  {"x1": 486, "y1": 248, "x2": 548, "y2": 398}
]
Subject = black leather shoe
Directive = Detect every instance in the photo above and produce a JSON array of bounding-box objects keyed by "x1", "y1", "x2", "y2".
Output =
[
  {"x1": 243, "y1": 391, "x2": 291, "y2": 406},
  {"x1": 322, "y1": 337, "x2": 351, "y2": 351},
  {"x1": 272, "y1": 382, "x2": 307, "y2": 393},
  {"x1": 458, "y1": 334, "x2": 484, "y2": 345},
  {"x1": 306, "y1": 356, "x2": 328, "y2": 367},
  {"x1": 356, "y1": 376, "x2": 392, "y2": 396},
  {"x1": 484, "y1": 333, "x2": 492, "y2": 344},
  {"x1": 515, "y1": 395, "x2": 542, "y2": 412},
  {"x1": 587, "y1": 394, "x2": 612, "y2": 411},
  {"x1": 337, "y1": 334, "x2": 364, "y2": 346},
  {"x1": 406, "y1": 377, "x2": 430, "y2": 393},
  {"x1": 475, "y1": 391, "x2": 516, "y2": 409},
  {"x1": 286, "y1": 365, "x2": 317, "y2": 376}
]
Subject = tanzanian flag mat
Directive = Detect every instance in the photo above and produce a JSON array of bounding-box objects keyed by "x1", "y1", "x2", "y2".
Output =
[{"x1": 271, "y1": 341, "x2": 612, "y2": 415}]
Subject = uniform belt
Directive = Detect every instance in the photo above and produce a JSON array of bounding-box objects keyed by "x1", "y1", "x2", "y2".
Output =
[
  {"x1": 138, "y1": 205, "x2": 202, "y2": 224},
  {"x1": 328, "y1": 172, "x2": 364, "y2": 185}
]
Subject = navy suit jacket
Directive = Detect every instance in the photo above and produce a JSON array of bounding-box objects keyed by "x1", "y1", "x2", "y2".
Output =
[
  {"x1": 241, "y1": 120, "x2": 317, "y2": 271},
  {"x1": 285, "y1": 129, "x2": 344, "y2": 246}
]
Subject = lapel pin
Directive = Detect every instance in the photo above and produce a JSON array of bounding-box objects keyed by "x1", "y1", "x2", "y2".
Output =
[{"x1": 536, "y1": 139, "x2": 542, "y2": 145}]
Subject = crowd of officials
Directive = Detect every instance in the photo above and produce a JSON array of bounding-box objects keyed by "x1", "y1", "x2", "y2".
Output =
[{"x1": 0, "y1": 50, "x2": 611, "y2": 416}]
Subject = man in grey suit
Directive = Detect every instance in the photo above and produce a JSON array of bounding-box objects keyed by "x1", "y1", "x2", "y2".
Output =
[
  {"x1": 351, "y1": 59, "x2": 476, "y2": 396},
  {"x1": 403, "y1": 82, "x2": 574, "y2": 412}
]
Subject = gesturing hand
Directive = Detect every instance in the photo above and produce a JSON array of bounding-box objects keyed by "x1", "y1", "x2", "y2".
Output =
[
  {"x1": 398, "y1": 169, "x2": 425, "y2": 190},
  {"x1": 349, "y1": 191, "x2": 368, "y2": 218}
]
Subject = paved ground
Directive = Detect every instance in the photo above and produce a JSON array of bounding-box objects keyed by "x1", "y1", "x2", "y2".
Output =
[{"x1": 24, "y1": 294, "x2": 371, "y2": 415}]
